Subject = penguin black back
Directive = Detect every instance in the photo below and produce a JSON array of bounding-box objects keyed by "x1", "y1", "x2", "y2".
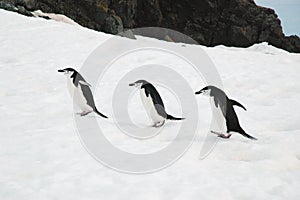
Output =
[{"x1": 141, "y1": 82, "x2": 167, "y2": 118}]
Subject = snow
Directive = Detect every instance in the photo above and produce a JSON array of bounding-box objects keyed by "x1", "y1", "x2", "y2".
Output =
[{"x1": 1, "y1": 9, "x2": 300, "y2": 200}]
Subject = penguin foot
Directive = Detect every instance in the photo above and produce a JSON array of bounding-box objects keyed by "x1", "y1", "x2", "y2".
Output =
[
  {"x1": 152, "y1": 121, "x2": 165, "y2": 128},
  {"x1": 77, "y1": 111, "x2": 93, "y2": 116},
  {"x1": 211, "y1": 131, "x2": 232, "y2": 139}
]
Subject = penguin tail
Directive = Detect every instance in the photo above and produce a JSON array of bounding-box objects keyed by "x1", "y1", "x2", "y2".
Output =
[
  {"x1": 240, "y1": 130, "x2": 257, "y2": 140},
  {"x1": 166, "y1": 114, "x2": 185, "y2": 121},
  {"x1": 94, "y1": 108, "x2": 108, "y2": 119}
]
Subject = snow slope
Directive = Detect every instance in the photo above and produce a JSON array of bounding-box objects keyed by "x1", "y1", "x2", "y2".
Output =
[{"x1": 0, "y1": 9, "x2": 300, "y2": 200}]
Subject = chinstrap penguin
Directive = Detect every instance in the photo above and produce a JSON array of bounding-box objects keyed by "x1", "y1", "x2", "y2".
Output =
[
  {"x1": 58, "y1": 67, "x2": 108, "y2": 118},
  {"x1": 195, "y1": 85, "x2": 257, "y2": 140},
  {"x1": 129, "y1": 80, "x2": 184, "y2": 127}
]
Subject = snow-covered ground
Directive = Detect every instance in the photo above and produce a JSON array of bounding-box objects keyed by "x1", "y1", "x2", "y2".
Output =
[{"x1": 1, "y1": 9, "x2": 300, "y2": 200}]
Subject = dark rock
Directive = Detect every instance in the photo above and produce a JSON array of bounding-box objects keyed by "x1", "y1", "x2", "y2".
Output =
[
  {"x1": 23, "y1": 0, "x2": 36, "y2": 10},
  {"x1": 0, "y1": 1, "x2": 34, "y2": 16},
  {"x1": 110, "y1": 0, "x2": 137, "y2": 28},
  {"x1": 14, "y1": 0, "x2": 36, "y2": 10},
  {"x1": 16, "y1": 5, "x2": 33, "y2": 16},
  {"x1": 0, "y1": 0, "x2": 299, "y2": 53},
  {"x1": 40, "y1": 15, "x2": 50, "y2": 20},
  {"x1": 0, "y1": 1, "x2": 18, "y2": 12},
  {"x1": 104, "y1": 9, "x2": 123, "y2": 34},
  {"x1": 136, "y1": 0, "x2": 162, "y2": 26}
]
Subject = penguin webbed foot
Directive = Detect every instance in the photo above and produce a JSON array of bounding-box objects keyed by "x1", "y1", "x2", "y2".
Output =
[
  {"x1": 152, "y1": 121, "x2": 165, "y2": 128},
  {"x1": 76, "y1": 111, "x2": 93, "y2": 116},
  {"x1": 211, "y1": 131, "x2": 232, "y2": 139},
  {"x1": 218, "y1": 134, "x2": 232, "y2": 139}
]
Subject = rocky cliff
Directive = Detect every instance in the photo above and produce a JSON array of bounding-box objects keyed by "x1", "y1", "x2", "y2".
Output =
[{"x1": 1, "y1": 0, "x2": 299, "y2": 53}]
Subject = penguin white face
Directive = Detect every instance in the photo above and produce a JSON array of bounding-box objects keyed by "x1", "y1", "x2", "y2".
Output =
[
  {"x1": 129, "y1": 80, "x2": 148, "y2": 89},
  {"x1": 201, "y1": 88, "x2": 211, "y2": 96},
  {"x1": 58, "y1": 68, "x2": 76, "y2": 77},
  {"x1": 195, "y1": 86, "x2": 211, "y2": 97}
]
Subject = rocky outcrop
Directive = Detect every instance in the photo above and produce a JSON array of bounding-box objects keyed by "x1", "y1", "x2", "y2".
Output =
[
  {"x1": 149, "y1": 0, "x2": 300, "y2": 52},
  {"x1": 1, "y1": 0, "x2": 299, "y2": 53},
  {"x1": 0, "y1": 0, "x2": 124, "y2": 33},
  {"x1": 0, "y1": 0, "x2": 34, "y2": 16}
]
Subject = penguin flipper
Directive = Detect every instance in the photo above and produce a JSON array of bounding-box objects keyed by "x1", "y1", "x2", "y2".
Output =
[
  {"x1": 79, "y1": 80, "x2": 92, "y2": 87},
  {"x1": 230, "y1": 99, "x2": 247, "y2": 111},
  {"x1": 94, "y1": 108, "x2": 108, "y2": 119}
]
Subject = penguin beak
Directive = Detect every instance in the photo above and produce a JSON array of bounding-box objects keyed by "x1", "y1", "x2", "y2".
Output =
[
  {"x1": 58, "y1": 69, "x2": 64, "y2": 73},
  {"x1": 195, "y1": 90, "x2": 202, "y2": 95},
  {"x1": 129, "y1": 83, "x2": 135, "y2": 87}
]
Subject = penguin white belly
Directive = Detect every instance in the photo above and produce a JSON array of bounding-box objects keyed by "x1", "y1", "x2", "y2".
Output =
[
  {"x1": 67, "y1": 79, "x2": 92, "y2": 112},
  {"x1": 210, "y1": 97, "x2": 227, "y2": 131},
  {"x1": 67, "y1": 77, "x2": 74, "y2": 97},
  {"x1": 139, "y1": 89, "x2": 165, "y2": 124}
]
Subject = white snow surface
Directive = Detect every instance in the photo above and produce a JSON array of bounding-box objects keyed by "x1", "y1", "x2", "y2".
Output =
[{"x1": 0, "y1": 9, "x2": 300, "y2": 200}]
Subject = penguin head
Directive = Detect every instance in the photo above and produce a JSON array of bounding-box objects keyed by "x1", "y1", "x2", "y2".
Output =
[
  {"x1": 195, "y1": 86, "x2": 212, "y2": 96},
  {"x1": 58, "y1": 68, "x2": 77, "y2": 77},
  {"x1": 129, "y1": 80, "x2": 148, "y2": 89}
]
